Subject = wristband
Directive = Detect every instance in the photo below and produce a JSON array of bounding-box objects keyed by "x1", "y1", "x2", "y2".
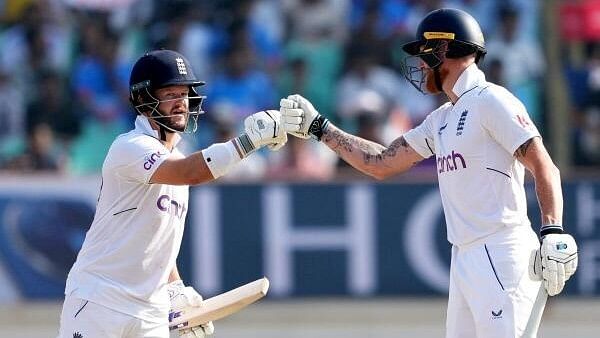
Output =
[
  {"x1": 233, "y1": 133, "x2": 256, "y2": 157},
  {"x1": 540, "y1": 224, "x2": 564, "y2": 237},
  {"x1": 201, "y1": 141, "x2": 243, "y2": 179},
  {"x1": 308, "y1": 115, "x2": 330, "y2": 141}
]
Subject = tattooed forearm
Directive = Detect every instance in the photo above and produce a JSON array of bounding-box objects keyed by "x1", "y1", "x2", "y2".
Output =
[
  {"x1": 322, "y1": 127, "x2": 357, "y2": 153},
  {"x1": 363, "y1": 137, "x2": 411, "y2": 165},
  {"x1": 321, "y1": 124, "x2": 422, "y2": 178},
  {"x1": 515, "y1": 137, "x2": 535, "y2": 157}
]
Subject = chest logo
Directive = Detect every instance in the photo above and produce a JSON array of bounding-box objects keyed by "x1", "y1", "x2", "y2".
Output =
[
  {"x1": 157, "y1": 194, "x2": 187, "y2": 219},
  {"x1": 437, "y1": 150, "x2": 467, "y2": 174},
  {"x1": 456, "y1": 110, "x2": 468, "y2": 136}
]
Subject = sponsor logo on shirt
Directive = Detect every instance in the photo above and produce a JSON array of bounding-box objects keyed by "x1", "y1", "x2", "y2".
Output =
[
  {"x1": 491, "y1": 309, "x2": 503, "y2": 319},
  {"x1": 144, "y1": 151, "x2": 165, "y2": 170},
  {"x1": 157, "y1": 194, "x2": 187, "y2": 219},
  {"x1": 437, "y1": 150, "x2": 467, "y2": 174},
  {"x1": 516, "y1": 114, "x2": 532, "y2": 129}
]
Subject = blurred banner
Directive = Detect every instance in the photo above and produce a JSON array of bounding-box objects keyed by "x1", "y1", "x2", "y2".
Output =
[{"x1": 0, "y1": 176, "x2": 598, "y2": 302}]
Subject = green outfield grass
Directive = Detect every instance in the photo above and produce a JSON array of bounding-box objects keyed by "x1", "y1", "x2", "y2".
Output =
[{"x1": 1, "y1": 298, "x2": 598, "y2": 338}]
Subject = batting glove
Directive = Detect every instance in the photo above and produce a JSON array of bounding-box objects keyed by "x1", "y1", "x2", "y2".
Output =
[
  {"x1": 539, "y1": 233, "x2": 578, "y2": 296},
  {"x1": 280, "y1": 94, "x2": 329, "y2": 141},
  {"x1": 234, "y1": 110, "x2": 287, "y2": 155},
  {"x1": 167, "y1": 280, "x2": 214, "y2": 337}
]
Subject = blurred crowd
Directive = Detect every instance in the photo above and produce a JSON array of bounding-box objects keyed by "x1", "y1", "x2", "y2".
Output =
[{"x1": 0, "y1": 0, "x2": 597, "y2": 181}]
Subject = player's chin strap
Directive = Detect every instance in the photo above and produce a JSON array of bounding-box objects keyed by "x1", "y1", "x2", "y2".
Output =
[
  {"x1": 433, "y1": 66, "x2": 443, "y2": 93},
  {"x1": 159, "y1": 126, "x2": 170, "y2": 142}
]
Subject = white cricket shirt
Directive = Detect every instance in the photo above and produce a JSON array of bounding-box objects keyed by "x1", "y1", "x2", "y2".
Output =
[
  {"x1": 65, "y1": 116, "x2": 188, "y2": 323},
  {"x1": 404, "y1": 64, "x2": 540, "y2": 246}
]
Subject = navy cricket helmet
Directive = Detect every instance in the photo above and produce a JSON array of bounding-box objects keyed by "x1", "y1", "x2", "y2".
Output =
[
  {"x1": 129, "y1": 49, "x2": 205, "y2": 134},
  {"x1": 399, "y1": 8, "x2": 486, "y2": 93}
]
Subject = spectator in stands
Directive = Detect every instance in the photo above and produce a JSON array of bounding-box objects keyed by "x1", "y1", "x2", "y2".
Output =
[
  {"x1": 206, "y1": 44, "x2": 276, "y2": 121},
  {"x1": 0, "y1": 69, "x2": 25, "y2": 160},
  {"x1": 336, "y1": 43, "x2": 405, "y2": 130},
  {"x1": 283, "y1": 0, "x2": 350, "y2": 43},
  {"x1": 2, "y1": 120, "x2": 63, "y2": 173},
  {"x1": 573, "y1": 43, "x2": 600, "y2": 166},
  {"x1": 69, "y1": 16, "x2": 132, "y2": 174},
  {"x1": 486, "y1": 3, "x2": 545, "y2": 124},
  {"x1": 26, "y1": 70, "x2": 80, "y2": 146}
]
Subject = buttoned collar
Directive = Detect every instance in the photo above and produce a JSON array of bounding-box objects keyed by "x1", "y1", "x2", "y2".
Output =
[
  {"x1": 134, "y1": 115, "x2": 181, "y2": 147},
  {"x1": 451, "y1": 63, "x2": 486, "y2": 99}
]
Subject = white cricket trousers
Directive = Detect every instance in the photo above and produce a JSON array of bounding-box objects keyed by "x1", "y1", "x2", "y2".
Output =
[
  {"x1": 57, "y1": 295, "x2": 170, "y2": 338},
  {"x1": 446, "y1": 226, "x2": 543, "y2": 338}
]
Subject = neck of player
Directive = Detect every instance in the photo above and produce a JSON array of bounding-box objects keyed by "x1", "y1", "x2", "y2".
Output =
[{"x1": 442, "y1": 58, "x2": 476, "y2": 104}]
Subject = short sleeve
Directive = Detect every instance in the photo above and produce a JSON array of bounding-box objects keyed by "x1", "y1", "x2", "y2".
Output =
[
  {"x1": 403, "y1": 109, "x2": 438, "y2": 159},
  {"x1": 104, "y1": 135, "x2": 171, "y2": 184},
  {"x1": 479, "y1": 88, "x2": 541, "y2": 155}
]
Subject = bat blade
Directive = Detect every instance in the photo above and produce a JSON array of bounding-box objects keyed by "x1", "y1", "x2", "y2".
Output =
[
  {"x1": 169, "y1": 277, "x2": 269, "y2": 331},
  {"x1": 521, "y1": 284, "x2": 547, "y2": 338}
]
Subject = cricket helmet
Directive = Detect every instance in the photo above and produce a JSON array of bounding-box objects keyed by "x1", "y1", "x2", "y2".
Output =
[
  {"x1": 399, "y1": 8, "x2": 486, "y2": 93},
  {"x1": 129, "y1": 49, "x2": 205, "y2": 134}
]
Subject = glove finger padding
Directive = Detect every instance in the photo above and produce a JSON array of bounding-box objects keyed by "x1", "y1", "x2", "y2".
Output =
[
  {"x1": 281, "y1": 109, "x2": 304, "y2": 134},
  {"x1": 528, "y1": 248, "x2": 542, "y2": 281},
  {"x1": 565, "y1": 255, "x2": 578, "y2": 280},
  {"x1": 179, "y1": 321, "x2": 214, "y2": 338},
  {"x1": 282, "y1": 112, "x2": 304, "y2": 125},
  {"x1": 282, "y1": 94, "x2": 323, "y2": 140},
  {"x1": 280, "y1": 98, "x2": 298, "y2": 109}
]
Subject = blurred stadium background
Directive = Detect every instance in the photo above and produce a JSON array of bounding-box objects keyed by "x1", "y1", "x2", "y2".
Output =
[{"x1": 0, "y1": 0, "x2": 599, "y2": 337}]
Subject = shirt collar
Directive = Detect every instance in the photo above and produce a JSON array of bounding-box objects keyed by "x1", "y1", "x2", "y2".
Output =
[
  {"x1": 452, "y1": 63, "x2": 486, "y2": 98},
  {"x1": 134, "y1": 115, "x2": 182, "y2": 147}
]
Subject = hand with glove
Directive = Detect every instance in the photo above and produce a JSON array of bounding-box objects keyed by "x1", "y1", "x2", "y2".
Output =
[
  {"x1": 280, "y1": 94, "x2": 329, "y2": 141},
  {"x1": 529, "y1": 230, "x2": 578, "y2": 296},
  {"x1": 234, "y1": 110, "x2": 287, "y2": 156},
  {"x1": 167, "y1": 280, "x2": 214, "y2": 337}
]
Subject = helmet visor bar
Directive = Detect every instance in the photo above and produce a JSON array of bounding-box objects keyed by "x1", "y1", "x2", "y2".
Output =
[
  {"x1": 399, "y1": 55, "x2": 427, "y2": 94},
  {"x1": 134, "y1": 92, "x2": 206, "y2": 134},
  {"x1": 398, "y1": 40, "x2": 447, "y2": 94}
]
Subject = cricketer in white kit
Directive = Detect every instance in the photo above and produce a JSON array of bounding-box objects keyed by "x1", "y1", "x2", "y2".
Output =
[
  {"x1": 57, "y1": 49, "x2": 287, "y2": 338},
  {"x1": 280, "y1": 8, "x2": 578, "y2": 338}
]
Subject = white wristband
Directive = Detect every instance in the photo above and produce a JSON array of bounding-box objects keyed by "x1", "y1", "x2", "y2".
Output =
[{"x1": 201, "y1": 141, "x2": 242, "y2": 179}]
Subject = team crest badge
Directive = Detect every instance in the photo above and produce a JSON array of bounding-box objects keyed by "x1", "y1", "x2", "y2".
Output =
[
  {"x1": 175, "y1": 58, "x2": 187, "y2": 75},
  {"x1": 456, "y1": 110, "x2": 468, "y2": 136}
]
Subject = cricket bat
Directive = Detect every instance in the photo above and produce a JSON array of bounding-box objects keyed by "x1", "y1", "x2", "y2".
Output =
[
  {"x1": 169, "y1": 277, "x2": 270, "y2": 331},
  {"x1": 521, "y1": 285, "x2": 548, "y2": 338}
]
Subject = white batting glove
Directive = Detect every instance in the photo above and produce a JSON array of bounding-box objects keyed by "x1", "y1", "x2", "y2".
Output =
[
  {"x1": 235, "y1": 110, "x2": 287, "y2": 155},
  {"x1": 533, "y1": 233, "x2": 578, "y2": 296},
  {"x1": 280, "y1": 94, "x2": 329, "y2": 141},
  {"x1": 168, "y1": 280, "x2": 214, "y2": 337}
]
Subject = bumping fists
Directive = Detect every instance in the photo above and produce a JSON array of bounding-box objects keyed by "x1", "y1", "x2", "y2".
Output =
[
  {"x1": 242, "y1": 110, "x2": 288, "y2": 153},
  {"x1": 280, "y1": 94, "x2": 330, "y2": 141},
  {"x1": 237, "y1": 94, "x2": 330, "y2": 156}
]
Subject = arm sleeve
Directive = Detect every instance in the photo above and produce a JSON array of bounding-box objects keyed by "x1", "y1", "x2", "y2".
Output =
[
  {"x1": 402, "y1": 110, "x2": 437, "y2": 159},
  {"x1": 479, "y1": 89, "x2": 541, "y2": 154},
  {"x1": 105, "y1": 136, "x2": 171, "y2": 184}
]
